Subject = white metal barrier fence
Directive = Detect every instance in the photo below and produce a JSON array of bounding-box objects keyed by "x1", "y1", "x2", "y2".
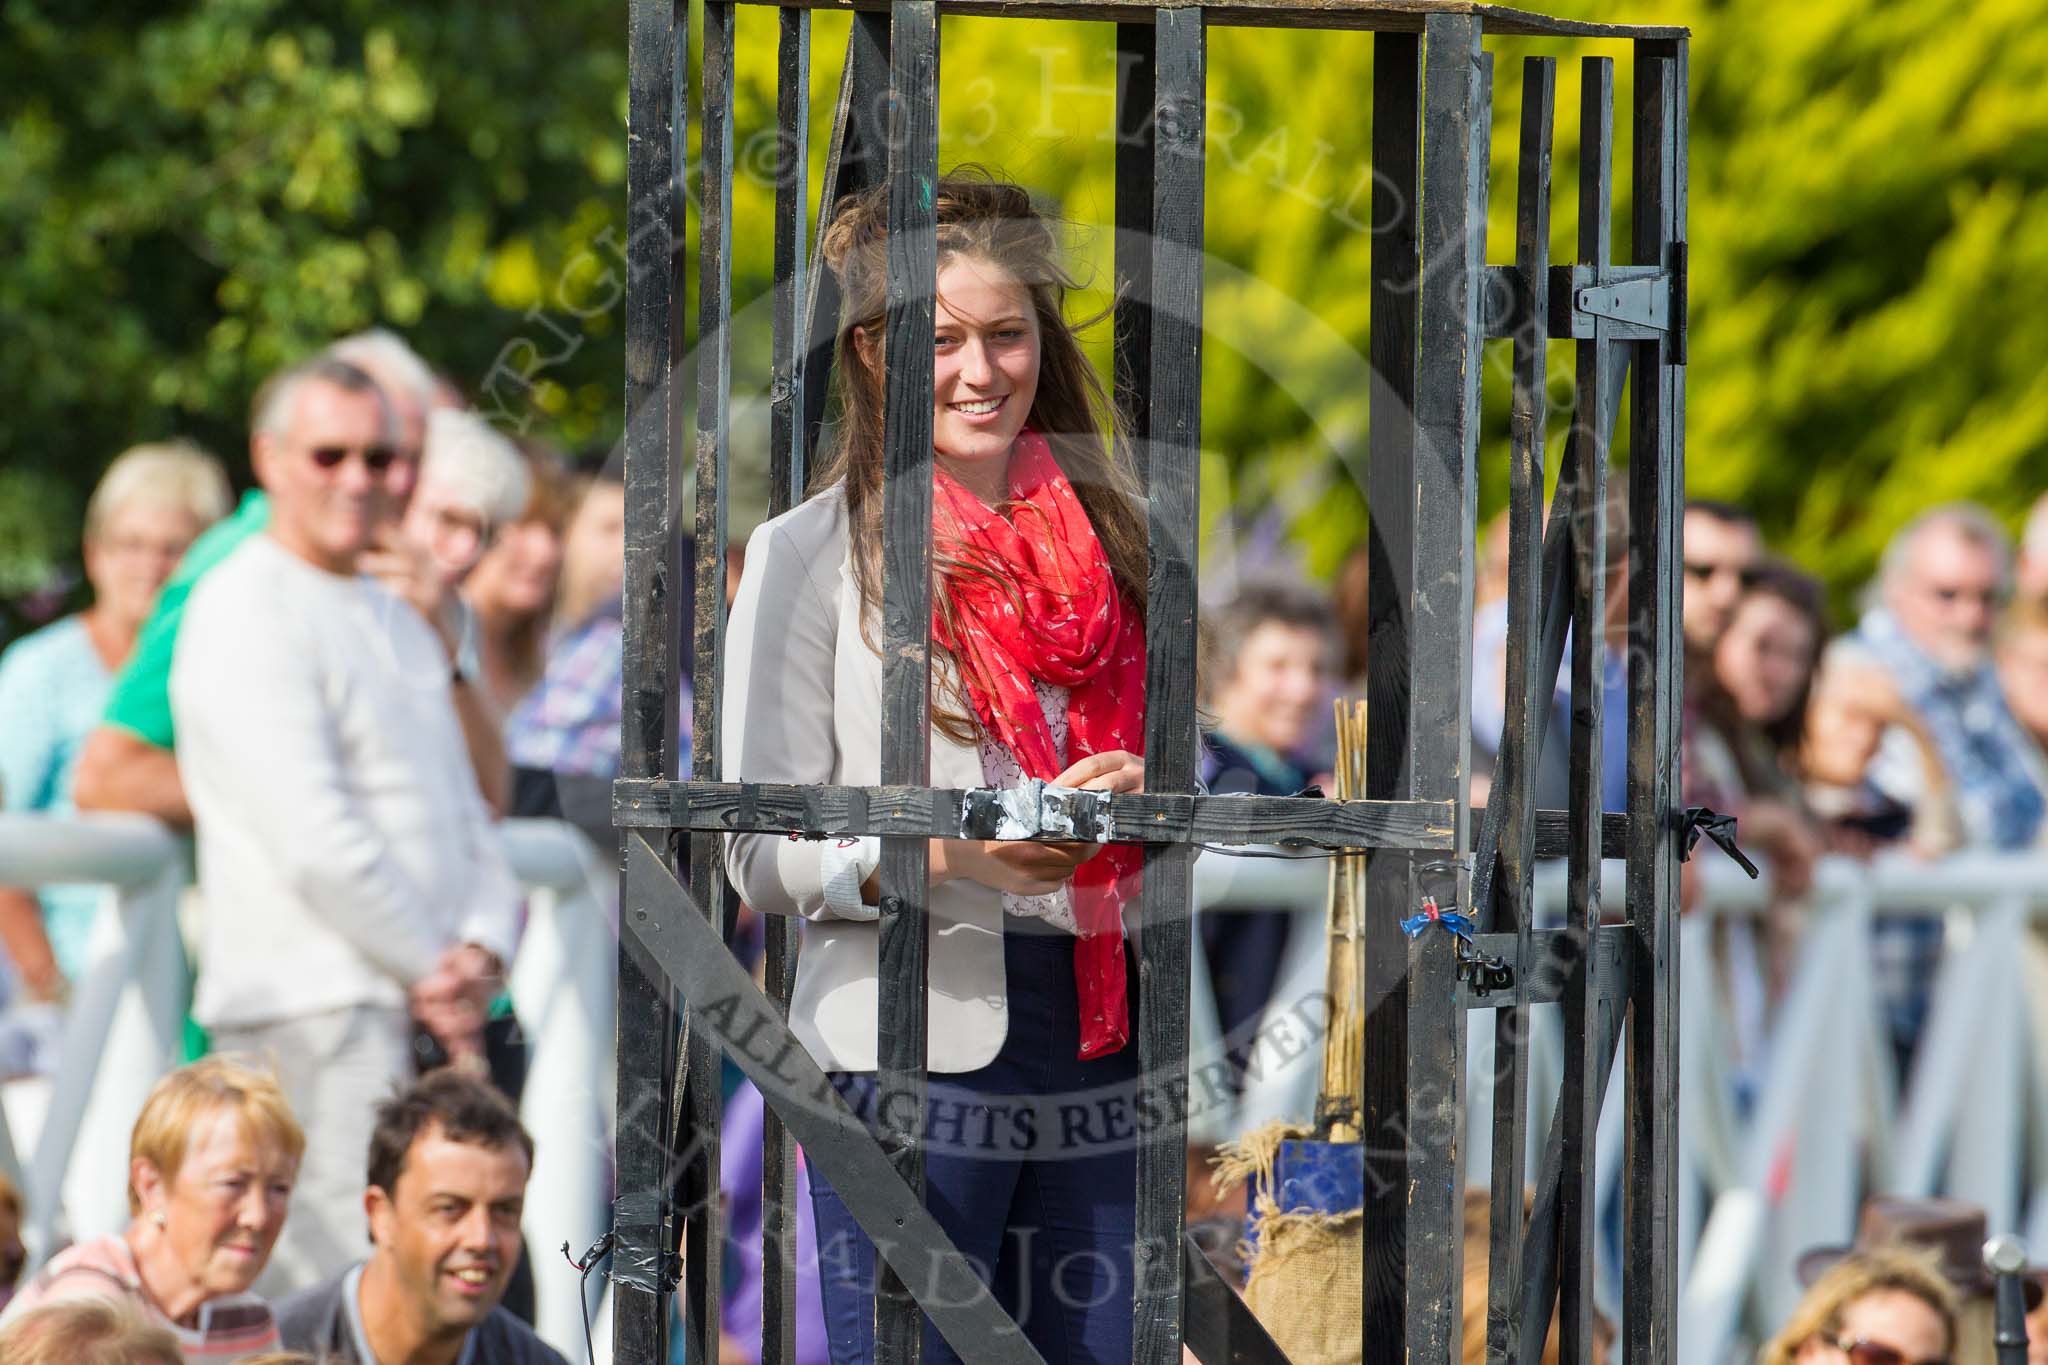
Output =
[
  {"x1": 1185, "y1": 847, "x2": 2048, "y2": 1365},
  {"x1": 15, "y1": 817, "x2": 2047, "y2": 1363},
  {"x1": 0, "y1": 813, "x2": 617, "y2": 1360}
]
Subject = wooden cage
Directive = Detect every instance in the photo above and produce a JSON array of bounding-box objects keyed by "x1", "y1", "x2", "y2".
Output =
[{"x1": 610, "y1": 0, "x2": 1688, "y2": 1359}]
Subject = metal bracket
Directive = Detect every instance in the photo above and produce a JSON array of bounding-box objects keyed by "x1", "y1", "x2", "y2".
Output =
[
  {"x1": 1575, "y1": 273, "x2": 1669, "y2": 332},
  {"x1": 959, "y1": 779, "x2": 1117, "y2": 843}
]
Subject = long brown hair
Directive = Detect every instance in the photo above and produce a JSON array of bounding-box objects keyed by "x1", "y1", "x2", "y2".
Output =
[{"x1": 812, "y1": 169, "x2": 1149, "y2": 741}]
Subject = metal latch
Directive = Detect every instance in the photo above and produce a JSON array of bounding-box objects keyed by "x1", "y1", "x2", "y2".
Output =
[{"x1": 959, "y1": 779, "x2": 1117, "y2": 843}]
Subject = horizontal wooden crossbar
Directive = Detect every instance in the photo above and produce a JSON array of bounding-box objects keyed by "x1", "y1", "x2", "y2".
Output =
[
  {"x1": 614, "y1": 778, "x2": 1458, "y2": 848},
  {"x1": 613, "y1": 778, "x2": 1639, "y2": 857},
  {"x1": 720, "y1": 0, "x2": 1685, "y2": 40}
]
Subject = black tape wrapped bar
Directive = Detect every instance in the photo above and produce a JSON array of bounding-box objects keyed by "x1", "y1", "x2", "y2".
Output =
[
  {"x1": 1131, "y1": 9, "x2": 1204, "y2": 1361},
  {"x1": 615, "y1": 0, "x2": 686, "y2": 1355},
  {"x1": 1485, "y1": 52, "x2": 1552, "y2": 1365},
  {"x1": 682, "y1": 4, "x2": 737, "y2": 1360},
  {"x1": 873, "y1": 4, "x2": 938, "y2": 1360}
]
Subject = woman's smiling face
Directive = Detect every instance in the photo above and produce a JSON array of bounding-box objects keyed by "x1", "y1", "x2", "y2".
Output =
[{"x1": 929, "y1": 254, "x2": 1041, "y2": 494}]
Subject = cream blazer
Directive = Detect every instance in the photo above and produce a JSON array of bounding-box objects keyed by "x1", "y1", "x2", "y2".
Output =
[{"x1": 721, "y1": 486, "x2": 1011, "y2": 1073}]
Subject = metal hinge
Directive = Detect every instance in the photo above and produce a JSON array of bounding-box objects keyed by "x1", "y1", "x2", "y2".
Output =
[
  {"x1": 959, "y1": 779, "x2": 1117, "y2": 843},
  {"x1": 1574, "y1": 273, "x2": 1669, "y2": 332}
]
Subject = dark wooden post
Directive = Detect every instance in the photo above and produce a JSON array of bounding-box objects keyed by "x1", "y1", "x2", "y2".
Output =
[
  {"x1": 1560, "y1": 56, "x2": 1614, "y2": 1365},
  {"x1": 1364, "y1": 12, "x2": 1484, "y2": 1359},
  {"x1": 1485, "y1": 53, "x2": 1553, "y2": 1365},
  {"x1": 802, "y1": 12, "x2": 891, "y2": 471},
  {"x1": 1133, "y1": 9, "x2": 1205, "y2": 1362},
  {"x1": 1626, "y1": 36, "x2": 1688, "y2": 1363},
  {"x1": 873, "y1": 3, "x2": 939, "y2": 1360},
  {"x1": 759, "y1": 9, "x2": 811, "y2": 1364}
]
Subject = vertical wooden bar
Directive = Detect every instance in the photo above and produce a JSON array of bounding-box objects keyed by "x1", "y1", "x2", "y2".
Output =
[
  {"x1": 616, "y1": 0, "x2": 684, "y2": 1360},
  {"x1": 761, "y1": 12, "x2": 810, "y2": 1363},
  {"x1": 682, "y1": 5, "x2": 736, "y2": 1362},
  {"x1": 771, "y1": 7, "x2": 812, "y2": 517},
  {"x1": 1132, "y1": 9, "x2": 1203, "y2": 1362},
  {"x1": 1485, "y1": 53, "x2": 1552, "y2": 1365},
  {"x1": 1413, "y1": 15, "x2": 1485, "y2": 1359},
  {"x1": 873, "y1": 5, "x2": 938, "y2": 1361},
  {"x1": 1514, "y1": 356, "x2": 1633, "y2": 1359},
  {"x1": 1626, "y1": 36, "x2": 1687, "y2": 1363},
  {"x1": 802, "y1": 10, "x2": 892, "y2": 469},
  {"x1": 1113, "y1": 22, "x2": 1156, "y2": 479},
  {"x1": 1360, "y1": 27, "x2": 1420, "y2": 1358},
  {"x1": 1559, "y1": 54, "x2": 1613, "y2": 1365}
]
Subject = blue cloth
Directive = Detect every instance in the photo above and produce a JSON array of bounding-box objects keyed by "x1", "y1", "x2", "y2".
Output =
[
  {"x1": 806, "y1": 921, "x2": 1141, "y2": 1365},
  {"x1": 0, "y1": 615, "x2": 114, "y2": 980}
]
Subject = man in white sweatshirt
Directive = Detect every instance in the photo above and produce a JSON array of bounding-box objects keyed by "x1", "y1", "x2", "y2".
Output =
[{"x1": 170, "y1": 354, "x2": 520, "y2": 1294}]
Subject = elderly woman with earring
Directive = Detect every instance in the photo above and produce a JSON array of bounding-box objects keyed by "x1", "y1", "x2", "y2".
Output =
[{"x1": 2, "y1": 1057, "x2": 304, "y2": 1359}]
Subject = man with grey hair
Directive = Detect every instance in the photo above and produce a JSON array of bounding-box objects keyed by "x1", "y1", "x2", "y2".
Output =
[
  {"x1": 170, "y1": 353, "x2": 520, "y2": 1293},
  {"x1": 75, "y1": 330, "x2": 512, "y2": 819},
  {"x1": 1854, "y1": 502, "x2": 2041, "y2": 1072},
  {"x1": 330, "y1": 326, "x2": 447, "y2": 462}
]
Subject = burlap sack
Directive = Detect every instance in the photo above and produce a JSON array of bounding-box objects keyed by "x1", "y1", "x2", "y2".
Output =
[{"x1": 1214, "y1": 1123, "x2": 1365, "y2": 1365}]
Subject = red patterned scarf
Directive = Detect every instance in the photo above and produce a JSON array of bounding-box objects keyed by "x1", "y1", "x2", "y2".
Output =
[{"x1": 932, "y1": 429, "x2": 1143, "y2": 1059}]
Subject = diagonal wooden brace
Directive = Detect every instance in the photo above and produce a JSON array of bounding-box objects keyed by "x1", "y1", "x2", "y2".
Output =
[{"x1": 620, "y1": 833, "x2": 1047, "y2": 1365}]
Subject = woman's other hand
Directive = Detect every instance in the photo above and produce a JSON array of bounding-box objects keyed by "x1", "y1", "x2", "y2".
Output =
[
  {"x1": 932, "y1": 838, "x2": 1100, "y2": 897},
  {"x1": 1053, "y1": 749, "x2": 1144, "y2": 793}
]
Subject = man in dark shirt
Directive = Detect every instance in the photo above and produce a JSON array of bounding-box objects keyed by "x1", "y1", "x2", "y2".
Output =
[{"x1": 277, "y1": 1070, "x2": 567, "y2": 1365}]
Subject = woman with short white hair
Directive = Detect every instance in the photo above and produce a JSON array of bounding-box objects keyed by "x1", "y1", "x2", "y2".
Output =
[{"x1": 0, "y1": 440, "x2": 230, "y2": 1003}]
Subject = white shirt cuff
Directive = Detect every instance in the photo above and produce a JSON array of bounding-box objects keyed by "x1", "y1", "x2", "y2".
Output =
[{"x1": 818, "y1": 837, "x2": 881, "y2": 921}]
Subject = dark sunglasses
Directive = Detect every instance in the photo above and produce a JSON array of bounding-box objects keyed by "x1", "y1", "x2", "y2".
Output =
[
  {"x1": 308, "y1": 444, "x2": 399, "y2": 473},
  {"x1": 1835, "y1": 1337, "x2": 1949, "y2": 1365},
  {"x1": 1682, "y1": 559, "x2": 1760, "y2": 587},
  {"x1": 1926, "y1": 583, "x2": 2006, "y2": 608}
]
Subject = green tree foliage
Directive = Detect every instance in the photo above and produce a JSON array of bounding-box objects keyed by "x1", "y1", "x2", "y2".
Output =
[
  {"x1": 0, "y1": 0, "x2": 626, "y2": 606},
  {"x1": 7, "y1": 0, "x2": 2048, "y2": 617}
]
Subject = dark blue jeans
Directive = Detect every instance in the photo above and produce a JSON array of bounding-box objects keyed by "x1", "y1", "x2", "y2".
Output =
[{"x1": 806, "y1": 919, "x2": 1142, "y2": 1364}]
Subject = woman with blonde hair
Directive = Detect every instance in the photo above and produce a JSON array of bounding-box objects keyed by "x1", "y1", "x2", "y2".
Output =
[
  {"x1": 723, "y1": 170, "x2": 1149, "y2": 1363},
  {"x1": 0, "y1": 1298, "x2": 182, "y2": 1365},
  {"x1": 3, "y1": 1056, "x2": 304, "y2": 1358},
  {"x1": 1760, "y1": 1244, "x2": 1958, "y2": 1365},
  {"x1": 0, "y1": 441, "x2": 229, "y2": 1005}
]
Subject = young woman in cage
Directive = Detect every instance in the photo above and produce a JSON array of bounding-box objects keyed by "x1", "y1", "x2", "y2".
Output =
[{"x1": 721, "y1": 170, "x2": 1152, "y2": 1363}]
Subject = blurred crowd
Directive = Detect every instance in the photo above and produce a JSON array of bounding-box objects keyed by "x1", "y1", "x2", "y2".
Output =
[
  {"x1": 0, "y1": 328, "x2": 634, "y2": 1362},
  {"x1": 10, "y1": 319, "x2": 2048, "y2": 1360}
]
